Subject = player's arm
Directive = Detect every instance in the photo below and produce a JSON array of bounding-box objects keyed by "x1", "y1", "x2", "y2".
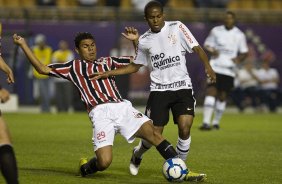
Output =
[
  {"x1": 0, "y1": 56, "x2": 14, "y2": 84},
  {"x1": 232, "y1": 52, "x2": 248, "y2": 64},
  {"x1": 122, "y1": 27, "x2": 139, "y2": 50},
  {"x1": 204, "y1": 45, "x2": 219, "y2": 58},
  {"x1": 0, "y1": 87, "x2": 10, "y2": 103},
  {"x1": 13, "y1": 34, "x2": 51, "y2": 75},
  {"x1": 203, "y1": 29, "x2": 219, "y2": 58},
  {"x1": 90, "y1": 62, "x2": 142, "y2": 80},
  {"x1": 233, "y1": 33, "x2": 248, "y2": 64},
  {"x1": 193, "y1": 45, "x2": 216, "y2": 83}
]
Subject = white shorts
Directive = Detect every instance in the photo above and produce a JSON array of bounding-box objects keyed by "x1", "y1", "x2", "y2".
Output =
[{"x1": 88, "y1": 100, "x2": 151, "y2": 151}]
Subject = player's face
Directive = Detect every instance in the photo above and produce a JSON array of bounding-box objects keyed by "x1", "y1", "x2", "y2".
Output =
[
  {"x1": 224, "y1": 13, "x2": 235, "y2": 29},
  {"x1": 76, "y1": 39, "x2": 97, "y2": 62},
  {"x1": 145, "y1": 7, "x2": 165, "y2": 33}
]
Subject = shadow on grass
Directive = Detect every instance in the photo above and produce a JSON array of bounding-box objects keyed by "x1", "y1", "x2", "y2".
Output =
[
  {"x1": 19, "y1": 167, "x2": 116, "y2": 179},
  {"x1": 19, "y1": 167, "x2": 76, "y2": 176}
]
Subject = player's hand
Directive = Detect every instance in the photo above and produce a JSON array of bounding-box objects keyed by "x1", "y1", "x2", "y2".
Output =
[
  {"x1": 0, "y1": 88, "x2": 10, "y2": 103},
  {"x1": 232, "y1": 57, "x2": 240, "y2": 64},
  {"x1": 89, "y1": 72, "x2": 110, "y2": 80},
  {"x1": 211, "y1": 50, "x2": 219, "y2": 58},
  {"x1": 6, "y1": 71, "x2": 15, "y2": 84},
  {"x1": 122, "y1": 27, "x2": 139, "y2": 42},
  {"x1": 13, "y1": 34, "x2": 26, "y2": 46},
  {"x1": 205, "y1": 67, "x2": 216, "y2": 83}
]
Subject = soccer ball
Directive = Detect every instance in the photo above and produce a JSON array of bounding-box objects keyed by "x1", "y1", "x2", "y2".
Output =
[{"x1": 162, "y1": 158, "x2": 188, "y2": 182}]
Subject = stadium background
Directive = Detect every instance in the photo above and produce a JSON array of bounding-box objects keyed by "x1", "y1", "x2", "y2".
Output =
[{"x1": 0, "y1": 0, "x2": 281, "y2": 108}]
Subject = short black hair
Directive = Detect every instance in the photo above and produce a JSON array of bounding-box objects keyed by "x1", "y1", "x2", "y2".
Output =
[
  {"x1": 226, "y1": 10, "x2": 236, "y2": 19},
  {"x1": 74, "y1": 32, "x2": 95, "y2": 48},
  {"x1": 144, "y1": 1, "x2": 163, "y2": 17}
]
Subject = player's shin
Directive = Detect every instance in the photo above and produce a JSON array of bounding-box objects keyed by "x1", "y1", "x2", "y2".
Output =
[
  {"x1": 134, "y1": 139, "x2": 152, "y2": 158},
  {"x1": 212, "y1": 100, "x2": 226, "y2": 127},
  {"x1": 203, "y1": 96, "x2": 216, "y2": 125},
  {"x1": 156, "y1": 140, "x2": 178, "y2": 160}
]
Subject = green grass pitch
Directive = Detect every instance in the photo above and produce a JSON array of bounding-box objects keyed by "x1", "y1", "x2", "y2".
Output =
[{"x1": 1, "y1": 112, "x2": 282, "y2": 184}]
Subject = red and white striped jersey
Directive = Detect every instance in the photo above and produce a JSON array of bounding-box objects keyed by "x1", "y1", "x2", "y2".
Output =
[{"x1": 48, "y1": 56, "x2": 132, "y2": 112}]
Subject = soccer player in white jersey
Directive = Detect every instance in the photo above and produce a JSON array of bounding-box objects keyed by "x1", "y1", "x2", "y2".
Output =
[
  {"x1": 199, "y1": 11, "x2": 249, "y2": 130},
  {"x1": 92, "y1": 1, "x2": 216, "y2": 182},
  {"x1": 13, "y1": 32, "x2": 182, "y2": 180}
]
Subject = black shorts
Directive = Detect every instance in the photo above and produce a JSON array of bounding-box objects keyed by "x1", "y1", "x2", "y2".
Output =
[
  {"x1": 208, "y1": 73, "x2": 234, "y2": 93},
  {"x1": 145, "y1": 89, "x2": 196, "y2": 126}
]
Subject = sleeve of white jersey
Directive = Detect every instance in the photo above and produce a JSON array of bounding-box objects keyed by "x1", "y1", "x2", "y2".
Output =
[
  {"x1": 204, "y1": 28, "x2": 216, "y2": 48},
  {"x1": 178, "y1": 22, "x2": 199, "y2": 53},
  {"x1": 239, "y1": 33, "x2": 248, "y2": 53},
  {"x1": 133, "y1": 41, "x2": 147, "y2": 66}
]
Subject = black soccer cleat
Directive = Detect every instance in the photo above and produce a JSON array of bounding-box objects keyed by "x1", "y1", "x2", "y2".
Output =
[{"x1": 199, "y1": 124, "x2": 211, "y2": 131}]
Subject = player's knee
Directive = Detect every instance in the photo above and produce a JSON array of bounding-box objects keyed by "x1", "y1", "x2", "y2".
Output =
[
  {"x1": 178, "y1": 128, "x2": 190, "y2": 139},
  {"x1": 97, "y1": 157, "x2": 112, "y2": 171}
]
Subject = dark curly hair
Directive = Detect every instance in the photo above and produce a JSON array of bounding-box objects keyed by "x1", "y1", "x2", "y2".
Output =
[
  {"x1": 144, "y1": 1, "x2": 163, "y2": 17},
  {"x1": 74, "y1": 32, "x2": 95, "y2": 48}
]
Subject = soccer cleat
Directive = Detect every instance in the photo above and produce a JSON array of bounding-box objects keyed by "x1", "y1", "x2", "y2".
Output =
[
  {"x1": 199, "y1": 124, "x2": 211, "y2": 131},
  {"x1": 78, "y1": 158, "x2": 88, "y2": 177},
  {"x1": 213, "y1": 124, "x2": 220, "y2": 130},
  {"x1": 185, "y1": 171, "x2": 207, "y2": 182},
  {"x1": 129, "y1": 148, "x2": 142, "y2": 175}
]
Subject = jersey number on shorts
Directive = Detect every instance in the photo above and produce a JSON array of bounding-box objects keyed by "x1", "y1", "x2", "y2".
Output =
[{"x1": 97, "y1": 131, "x2": 106, "y2": 140}]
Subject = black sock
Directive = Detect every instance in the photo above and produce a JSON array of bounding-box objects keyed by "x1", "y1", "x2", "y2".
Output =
[
  {"x1": 156, "y1": 140, "x2": 178, "y2": 160},
  {"x1": 81, "y1": 157, "x2": 99, "y2": 175},
  {"x1": 0, "y1": 144, "x2": 19, "y2": 184}
]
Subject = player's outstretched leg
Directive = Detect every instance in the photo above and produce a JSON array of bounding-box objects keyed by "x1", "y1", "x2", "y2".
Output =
[
  {"x1": 132, "y1": 121, "x2": 179, "y2": 175},
  {"x1": 129, "y1": 139, "x2": 152, "y2": 175}
]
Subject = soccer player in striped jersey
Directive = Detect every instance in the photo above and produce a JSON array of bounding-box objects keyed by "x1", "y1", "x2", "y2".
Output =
[
  {"x1": 13, "y1": 32, "x2": 181, "y2": 178},
  {"x1": 200, "y1": 11, "x2": 248, "y2": 130},
  {"x1": 92, "y1": 1, "x2": 216, "y2": 182},
  {"x1": 0, "y1": 23, "x2": 18, "y2": 184}
]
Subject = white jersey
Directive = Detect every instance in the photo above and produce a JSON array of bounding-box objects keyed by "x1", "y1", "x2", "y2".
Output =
[
  {"x1": 134, "y1": 21, "x2": 199, "y2": 91},
  {"x1": 256, "y1": 68, "x2": 279, "y2": 90},
  {"x1": 204, "y1": 25, "x2": 248, "y2": 77},
  {"x1": 237, "y1": 68, "x2": 259, "y2": 89}
]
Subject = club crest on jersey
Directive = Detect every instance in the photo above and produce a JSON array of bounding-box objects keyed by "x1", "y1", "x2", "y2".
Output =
[
  {"x1": 168, "y1": 33, "x2": 177, "y2": 45},
  {"x1": 133, "y1": 112, "x2": 143, "y2": 118},
  {"x1": 95, "y1": 58, "x2": 107, "y2": 65}
]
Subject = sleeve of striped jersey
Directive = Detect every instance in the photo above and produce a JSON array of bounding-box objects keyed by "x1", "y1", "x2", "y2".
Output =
[
  {"x1": 178, "y1": 21, "x2": 199, "y2": 53},
  {"x1": 110, "y1": 56, "x2": 132, "y2": 69},
  {"x1": 47, "y1": 60, "x2": 73, "y2": 80}
]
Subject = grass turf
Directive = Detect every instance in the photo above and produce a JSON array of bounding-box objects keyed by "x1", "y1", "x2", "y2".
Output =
[{"x1": 1, "y1": 112, "x2": 282, "y2": 184}]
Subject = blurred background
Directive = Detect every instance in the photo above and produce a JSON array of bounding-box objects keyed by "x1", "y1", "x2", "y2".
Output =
[{"x1": 0, "y1": 0, "x2": 281, "y2": 113}]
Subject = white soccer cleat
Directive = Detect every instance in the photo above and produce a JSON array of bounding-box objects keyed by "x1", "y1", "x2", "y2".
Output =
[{"x1": 129, "y1": 148, "x2": 142, "y2": 176}]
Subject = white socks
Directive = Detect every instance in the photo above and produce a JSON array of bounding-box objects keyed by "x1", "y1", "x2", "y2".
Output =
[
  {"x1": 176, "y1": 136, "x2": 191, "y2": 161},
  {"x1": 203, "y1": 96, "x2": 216, "y2": 125},
  {"x1": 203, "y1": 96, "x2": 226, "y2": 126},
  {"x1": 212, "y1": 100, "x2": 226, "y2": 126}
]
